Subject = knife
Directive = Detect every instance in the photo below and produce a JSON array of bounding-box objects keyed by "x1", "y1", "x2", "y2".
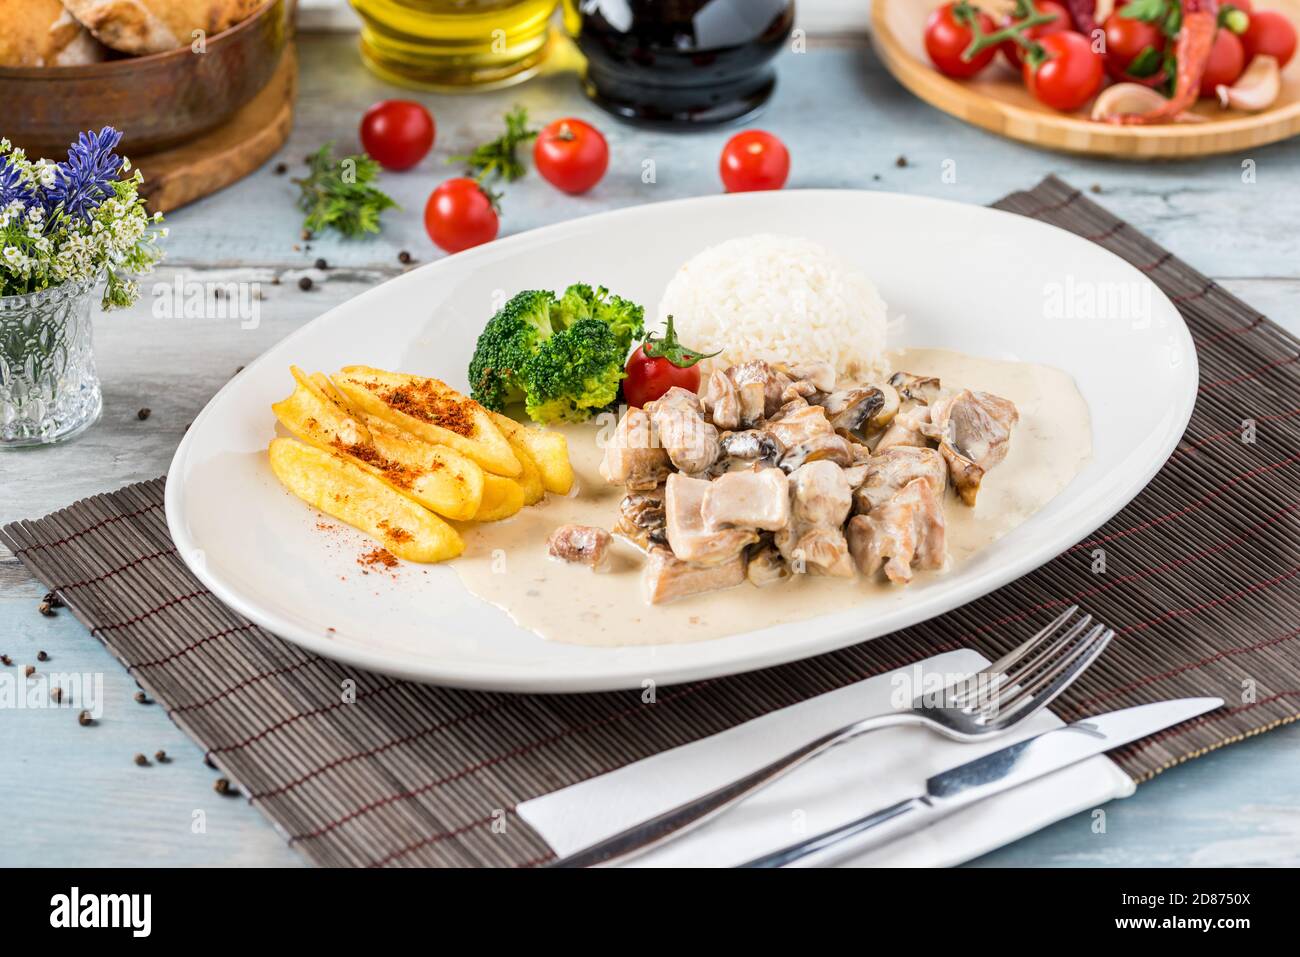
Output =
[{"x1": 740, "y1": 697, "x2": 1223, "y2": 868}]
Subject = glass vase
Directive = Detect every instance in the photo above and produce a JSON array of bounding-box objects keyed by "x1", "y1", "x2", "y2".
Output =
[{"x1": 0, "y1": 278, "x2": 102, "y2": 449}]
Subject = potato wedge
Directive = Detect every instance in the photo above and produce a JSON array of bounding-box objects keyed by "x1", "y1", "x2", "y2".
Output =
[
  {"x1": 488, "y1": 411, "x2": 574, "y2": 496},
  {"x1": 334, "y1": 366, "x2": 520, "y2": 477},
  {"x1": 486, "y1": 413, "x2": 544, "y2": 506},
  {"x1": 274, "y1": 375, "x2": 370, "y2": 448},
  {"x1": 268, "y1": 438, "x2": 463, "y2": 562},
  {"x1": 473, "y1": 472, "x2": 525, "y2": 522},
  {"x1": 275, "y1": 387, "x2": 485, "y2": 521}
]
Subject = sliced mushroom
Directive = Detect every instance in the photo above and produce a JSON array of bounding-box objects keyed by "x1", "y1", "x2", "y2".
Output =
[
  {"x1": 1218, "y1": 55, "x2": 1280, "y2": 112},
  {"x1": 779, "y1": 432, "x2": 856, "y2": 473},
  {"x1": 888, "y1": 372, "x2": 941, "y2": 406},
  {"x1": 746, "y1": 540, "x2": 791, "y2": 587},
  {"x1": 613, "y1": 489, "x2": 668, "y2": 553},
  {"x1": 822, "y1": 387, "x2": 886, "y2": 435},
  {"x1": 869, "y1": 381, "x2": 900, "y2": 429},
  {"x1": 718, "y1": 428, "x2": 784, "y2": 468}
]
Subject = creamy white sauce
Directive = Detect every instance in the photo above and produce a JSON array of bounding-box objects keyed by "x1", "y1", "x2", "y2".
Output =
[{"x1": 450, "y1": 348, "x2": 1092, "y2": 647}]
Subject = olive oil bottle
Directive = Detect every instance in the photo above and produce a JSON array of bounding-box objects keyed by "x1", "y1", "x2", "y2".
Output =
[{"x1": 350, "y1": 0, "x2": 559, "y2": 91}]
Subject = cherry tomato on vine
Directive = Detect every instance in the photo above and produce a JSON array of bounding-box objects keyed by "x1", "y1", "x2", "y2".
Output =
[
  {"x1": 1022, "y1": 31, "x2": 1104, "y2": 112},
  {"x1": 424, "y1": 178, "x2": 498, "y2": 254},
  {"x1": 1001, "y1": 0, "x2": 1071, "y2": 71},
  {"x1": 719, "y1": 130, "x2": 790, "y2": 193},
  {"x1": 533, "y1": 118, "x2": 609, "y2": 194},
  {"x1": 622, "y1": 316, "x2": 719, "y2": 409},
  {"x1": 1242, "y1": 9, "x2": 1297, "y2": 68},
  {"x1": 359, "y1": 100, "x2": 435, "y2": 171},
  {"x1": 1101, "y1": 11, "x2": 1166, "y2": 79},
  {"x1": 1201, "y1": 28, "x2": 1246, "y2": 96},
  {"x1": 925, "y1": 1, "x2": 998, "y2": 78}
]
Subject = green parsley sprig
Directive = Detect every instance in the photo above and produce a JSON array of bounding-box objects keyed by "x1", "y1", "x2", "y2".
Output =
[
  {"x1": 294, "y1": 143, "x2": 397, "y2": 238},
  {"x1": 449, "y1": 106, "x2": 539, "y2": 184}
]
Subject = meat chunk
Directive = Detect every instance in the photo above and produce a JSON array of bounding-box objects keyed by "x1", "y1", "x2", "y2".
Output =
[
  {"x1": 853, "y1": 446, "x2": 948, "y2": 515},
  {"x1": 643, "y1": 547, "x2": 747, "y2": 604},
  {"x1": 875, "y1": 403, "x2": 931, "y2": 452},
  {"x1": 847, "y1": 477, "x2": 947, "y2": 584},
  {"x1": 665, "y1": 473, "x2": 758, "y2": 564},
  {"x1": 778, "y1": 361, "x2": 837, "y2": 394},
  {"x1": 727, "y1": 361, "x2": 772, "y2": 427},
  {"x1": 648, "y1": 387, "x2": 719, "y2": 475},
  {"x1": 701, "y1": 369, "x2": 741, "y2": 431},
  {"x1": 547, "y1": 525, "x2": 612, "y2": 569},
  {"x1": 599, "y1": 407, "x2": 671, "y2": 490},
  {"x1": 775, "y1": 460, "x2": 855, "y2": 578},
  {"x1": 924, "y1": 389, "x2": 1019, "y2": 506},
  {"x1": 765, "y1": 402, "x2": 833, "y2": 450},
  {"x1": 613, "y1": 488, "x2": 667, "y2": 553},
  {"x1": 702, "y1": 468, "x2": 790, "y2": 531}
]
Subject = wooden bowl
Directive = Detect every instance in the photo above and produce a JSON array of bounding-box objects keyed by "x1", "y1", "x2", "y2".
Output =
[
  {"x1": 872, "y1": 0, "x2": 1300, "y2": 158},
  {"x1": 0, "y1": 0, "x2": 292, "y2": 159}
]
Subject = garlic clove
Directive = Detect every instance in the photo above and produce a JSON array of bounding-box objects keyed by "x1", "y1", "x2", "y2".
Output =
[
  {"x1": 1217, "y1": 55, "x2": 1281, "y2": 112},
  {"x1": 1091, "y1": 83, "x2": 1209, "y2": 123}
]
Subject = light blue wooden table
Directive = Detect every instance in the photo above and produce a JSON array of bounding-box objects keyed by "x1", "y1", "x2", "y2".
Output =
[{"x1": 3, "y1": 31, "x2": 1298, "y2": 868}]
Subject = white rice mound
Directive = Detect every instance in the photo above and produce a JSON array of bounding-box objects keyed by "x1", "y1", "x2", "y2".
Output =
[{"x1": 656, "y1": 234, "x2": 888, "y2": 379}]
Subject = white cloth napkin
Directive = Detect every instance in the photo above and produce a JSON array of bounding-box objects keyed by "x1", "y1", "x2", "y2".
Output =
[{"x1": 518, "y1": 649, "x2": 1135, "y2": 867}]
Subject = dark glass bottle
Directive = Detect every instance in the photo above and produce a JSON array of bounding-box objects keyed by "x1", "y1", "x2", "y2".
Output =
[{"x1": 563, "y1": 0, "x2": 795, "y2": 127}]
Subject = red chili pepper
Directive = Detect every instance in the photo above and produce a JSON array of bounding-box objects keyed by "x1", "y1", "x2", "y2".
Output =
[{"x1": 1110, "y1": 2, "x2": 1219, "y2": 125}]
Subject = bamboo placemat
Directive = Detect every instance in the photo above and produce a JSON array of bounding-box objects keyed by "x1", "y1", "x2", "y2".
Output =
[{"x1": 4, "y1": 176, "x2": 1298, "y2": 867}]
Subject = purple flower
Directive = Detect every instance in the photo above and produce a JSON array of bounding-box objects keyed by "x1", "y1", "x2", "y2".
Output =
[
  {"x1": 0, "y1": 157, "x2": 34, "y2": 209},
  {"x1": 46, "y1": 126, "x2": 124, "y2": 222}
]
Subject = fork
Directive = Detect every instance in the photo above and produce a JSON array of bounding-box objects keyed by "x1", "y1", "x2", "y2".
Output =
[{"x1": 549, "y1": 605, "x2": 1113, "y2": 868}]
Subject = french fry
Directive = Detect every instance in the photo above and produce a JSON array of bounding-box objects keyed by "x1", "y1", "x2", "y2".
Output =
[
  {"x1": 473, "y1": 472, "x2": 525, "y2": 522},
  {"x1": 488, "y1": 411, "x2": 574, "y2": 496},
  {"x1": 268, "y1": 438, "x2": 463, "y2": 563},
  {"x1": 274, "y1": 383, "x2": 485, "y2": 521},
  {"x1": 333, "y1": 366, "x2": 521, "y2": 478}
]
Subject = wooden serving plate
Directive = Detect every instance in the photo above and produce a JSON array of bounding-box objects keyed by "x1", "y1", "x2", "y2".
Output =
[{"x1": 872, "y1": 0, "x2": 1300, "y2": 158}]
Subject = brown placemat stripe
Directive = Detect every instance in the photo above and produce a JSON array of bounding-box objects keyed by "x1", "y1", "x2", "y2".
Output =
[{"x1": 5, "y1": 175, "x2": 1299, "y2": 867}]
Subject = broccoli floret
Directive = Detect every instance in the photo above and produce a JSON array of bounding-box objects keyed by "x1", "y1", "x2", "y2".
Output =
[
  {"x1": 467, "y1": 289, "x2": 557, "y2": 411},
  {"x1": 466, "y1": 283, "x2": 645, "y2": 423},
  {"x1": 519, "y1": 318, "x2": 626, "y2": 424},
  {"x1": 555, "y1": 283, "x2": 644, "y2": 354}
]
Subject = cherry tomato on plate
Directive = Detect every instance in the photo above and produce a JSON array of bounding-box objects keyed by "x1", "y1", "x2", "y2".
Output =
[
  {"x1": 622, "y1": 316, "x2": 719, "y2": 409},
  {"x1": 1023, "y1": 31, "x2": 1104, "y2": 112},
  {"x1": 1201, "y1": 28, "x2": 1246, "y2": 96},
  {"x1": 424, "y1": 178, "x2": 498, "y2": 254},
  {"x1": 533, "y1": 118, "x2": 610, "y2": 194},
  {"x1": 1101, "y1": 10, "x2": 1167, "y2": 79},
  {"x1": 925, "y1": 1, "x2": 998, "y2": 78},
  {"x1": 359, "y1": 100, "x2": 435, "y2": 171},
  {"x1": 1242, "y1": 9, "x2": 1297, "y2": 68},
  {"x1": 1001, "y1": 0, "x2": 1071, "y2": 71}
]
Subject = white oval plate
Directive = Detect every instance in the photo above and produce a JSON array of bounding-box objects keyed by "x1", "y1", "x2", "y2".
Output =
[{"x1": 166, "y1": 190, "x2": 1196, "y2": 693}]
